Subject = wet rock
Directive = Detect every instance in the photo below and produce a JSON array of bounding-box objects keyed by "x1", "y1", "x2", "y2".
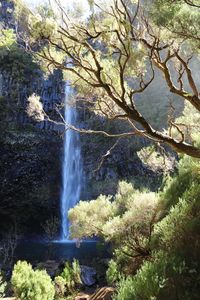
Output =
[
  {"x1": 36, "y1": 260, "x2": 60, "y2": 277},
  {"x1": 80, "y1": 266, "x2": 97, "y2": 286}
]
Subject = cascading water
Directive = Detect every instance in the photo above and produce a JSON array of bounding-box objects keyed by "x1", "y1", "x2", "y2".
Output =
[{"x1": 60, "y1": 84, "x2": 82, "y2": 241}]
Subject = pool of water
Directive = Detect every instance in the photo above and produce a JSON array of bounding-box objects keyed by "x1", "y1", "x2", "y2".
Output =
[{"x1": 14, "y1": 239, "x2": 106, "y2": 263}]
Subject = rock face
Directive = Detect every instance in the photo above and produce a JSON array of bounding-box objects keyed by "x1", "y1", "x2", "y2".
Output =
[
  {"x1": 0, "y1": 66, "x2": 64, "y2": 235},
  {"x1": 79, "y1": 111, "x2": 164, "y2": 200},
  {"x1": 0, "y1": 0, "x2": 174, "y2": 237},
  {"x1": 0, "y1": 0, "x2": 64, "y2": 235},
  {"x1": 0, "y1": 127, "x2": 62, "y2": 234},
  {"x1": 36, "y1": 260, "x2": 60, "y2": 277},
  {"x1": 0, "y1": 0, "x2": 15, "y2": 29}
]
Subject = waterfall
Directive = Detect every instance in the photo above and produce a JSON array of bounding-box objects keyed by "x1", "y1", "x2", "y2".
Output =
[{"x1": 60, "y1": 84, "x2": 82, "y2": 241}]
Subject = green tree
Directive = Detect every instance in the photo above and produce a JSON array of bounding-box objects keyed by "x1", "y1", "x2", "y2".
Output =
[
  {"x1": 69, "y1": 182, "x2": 158, "y2": 273},
  {"x1": 11, "y1": 261, "x2": 55, "y2": 300},
  {"x1": 151, "y1": 0, "x2": 200, "y2": 44},
  {"x1": 21, "y1": 0, "x2": 200, "y2": 157}
]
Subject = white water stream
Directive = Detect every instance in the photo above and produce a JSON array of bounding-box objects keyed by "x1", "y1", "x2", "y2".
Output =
[{"x1": 60, "y1": 84, "x2": 82, "y2": 241}]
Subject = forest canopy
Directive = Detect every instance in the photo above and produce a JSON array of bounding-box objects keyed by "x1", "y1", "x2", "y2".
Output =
[{"x1": 15, "y1": 0, "x2": 200, "y2": 158}]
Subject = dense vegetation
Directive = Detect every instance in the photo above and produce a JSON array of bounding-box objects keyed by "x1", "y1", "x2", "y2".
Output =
[
  {"x1": 25, "y1": 0, "x2": 200, "y2": 157},
  {"x1": 69, "y1": 153, "x2": 200, "y2": 300},
  {"x1": 0, "y1": 0, "x2": 200, "y2": 299}
]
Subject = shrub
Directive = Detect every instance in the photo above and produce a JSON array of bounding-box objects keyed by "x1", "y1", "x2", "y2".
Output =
[
  {"x1": 155, "y1": 156, "x2": 200, "y2": 258},
  {"x1": 106, "y1": 259, "x2": 121, "y2": 285},
  {"x1": 68, "y1": 195, "x2": 115, "y2": 239},
  {"x1": 113, "y1": 276, "x2": 135, "y2": 300},
  {"x1": 54, "y1": 276, "x2": 66, "y2": 298},
  {"x1": 114, "y1": 251, "x2": 174, "y2": 300},
  {"x1": 11, "y1": 261, "x2": 55, "y2": 300},
  {"x1": 0, "y1": 272, "x2": 6, "y2": 298},
  {"x1": 60, "y1": 260, "x2": 82, "y2": 293},
  {"x1": 69, "y1": 182, "x2": 158, "y2": 276},
  {"x1": 155, "y1": 198, "x2": 199, "y2": 252},
  {"x1": 158, "y1": 154, "x2": 200, "y2": 216},
  {"x1": 114, "y1": 155, "x2": 200, "y2": 300}
]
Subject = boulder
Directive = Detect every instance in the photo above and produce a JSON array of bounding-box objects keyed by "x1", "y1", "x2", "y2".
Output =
[
  {"x1": 80, "y1": 265, "x2": 97, "y2": 286},
  {"x1": 36, "y1": 260, "x2": 60, "y2": 277}
]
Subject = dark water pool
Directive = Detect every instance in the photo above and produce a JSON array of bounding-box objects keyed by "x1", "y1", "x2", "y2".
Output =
[{"x1": 14, "y1": 239, "x2": 106, "y2": 263}]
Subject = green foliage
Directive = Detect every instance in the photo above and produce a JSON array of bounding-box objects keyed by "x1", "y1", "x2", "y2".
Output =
[
  {"x1": 103, "y1": 189, "x2": 158, "y2": 243},
  {"x1": 54, "y1": 276, "x2": 66, "y2": 298},
  {"x1": 150, "y1": 0, "x2": 200, "y2": 48},
  {"x1": 113, "y1": 276, "x2": 134, "y2": 300},
  {"x1": 11, "y1": 261, "x2": 55, "y2": 300},
  {"x1": 0, "y1": 29, "x2": 38, "y2": 83},
  {"x1": 69, "y1": 182, "x2": 158, "y2": 246},
  {"x1": 150, "y1": 0, "x2": 181, "y2": 27},
  {"x1": 114, "y1": 154, "x2": 200, "y2": 299},
  {"x1": 155, "y1": 159, "x2": 200, "y2": 257},
  {"x1": 0, "y1": 29, "x2": 16, "y2": 53},
  {"x1": 159, "y1": 155, "x2": 200, "y2": 215},
  {"x1": 70, "y1": 182, "x2": 158, "y2": 275},
  {"x1": 175, "y1": 102, "x2": 200, "y2": 145},
  {"x1": 137, "y1": 145, "x2": 174, "y2": 174},
  {"x1": 106, "y1": 259, "x2": 121, "y2": 285},
  {"x1": 60, "y1": 260, "x2": 82, "y2": 293},
  {"x1": 114, "y1": 251, "x2": 189, "y2": 300},
  {"x1": 155, "y1": 197, "x2": 200, "y2": 254},
  {"x1": 68, "y1": 195, "x2": 115, "y2": 239},
  {"x1": 0, "y1": 272, "x2": 6, "y2": 298},
  {"x1": 29, "y1": 14, "x2": 57, "y2": 40},
  {"x1": 115, "y1": 249, "x2": 200, "y2": 300}
]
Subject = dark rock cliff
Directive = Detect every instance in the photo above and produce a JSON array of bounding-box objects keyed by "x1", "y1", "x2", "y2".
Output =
[
  {"x1": 0, "y1": 127, "x2": 61, "y2": 233},
  {"x1": 0, "y1": 0, "x2": 64, "y2": 234},
  {"x1": 0, "y1": 64, "x2": 64, "y2": 234},
  {"x1": 0, "y1": 0, "x2": 174, "y2": 236}
]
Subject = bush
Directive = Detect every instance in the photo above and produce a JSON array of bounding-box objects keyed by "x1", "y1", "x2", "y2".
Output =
[
  {"x1": 60, "y1": 260, "x2": 82, "y2": 293},
  {"x1": 54, "y1": 276, "x2": 66, "y2": 298},
  {"x1": 11, "y1": 261, "x2": 55, "y2": 300},
  {"x1": 113, "y1": 276, "x2": 135, "y2": 300},
  {"x1": 114, "y1": 251, "x2": 167, "y2": 300},
  {"x1": 158, "y1": 152, "x2": 200, "y2": 216},
  {"x1": 114, "y1": 154, "x2": 200, "y2": 300},
  {"x1": 0, "y1": 272, "x2": 6, "y2": 298},
  {"x1": 114, "y1": 251, "x2": 190, "y2": 300},
  {"x1": 155, "y1": 198, "x2": 200, "y2": 253},
  {"x1": 106, "y1": 259, "x2": 121, "y2": 285},
  {"x1": 155, "y1": 156, "x2": 200, "y2": 256}
]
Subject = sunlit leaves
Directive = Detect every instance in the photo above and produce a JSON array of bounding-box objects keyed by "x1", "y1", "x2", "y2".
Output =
[
  {"x1": 0, "y1": 29, "x2": 16, "y2": 57},
  {"x1": 0, "y1": 273, "x2": 6, "y2": 298},
  {"x1": 150, "y1": 0, "x2": 200, "y2": 47},
  {"x1": 27, "y1": 94, "x2": 45, "y2": 121},
  {"x1": 68, "y1": 195, "x2": 115, "y2": 238},
  {"x1": 28, "y1": 14, "x2": 58, "y2": 40},
  {"x1": 69, "y1": 181, "x2": 158, "y2": 246}
]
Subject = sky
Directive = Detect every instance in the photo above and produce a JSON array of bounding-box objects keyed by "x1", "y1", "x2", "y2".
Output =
[
  {"x1": 23, "y1": 0, "x2": 91, "y2": 20},
  {"x1": 23, "y1": 0, "x2": 112, "y2": 20},
  {"x1": 24, "y1": 0, "x2": 90, "y2": 11}
]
